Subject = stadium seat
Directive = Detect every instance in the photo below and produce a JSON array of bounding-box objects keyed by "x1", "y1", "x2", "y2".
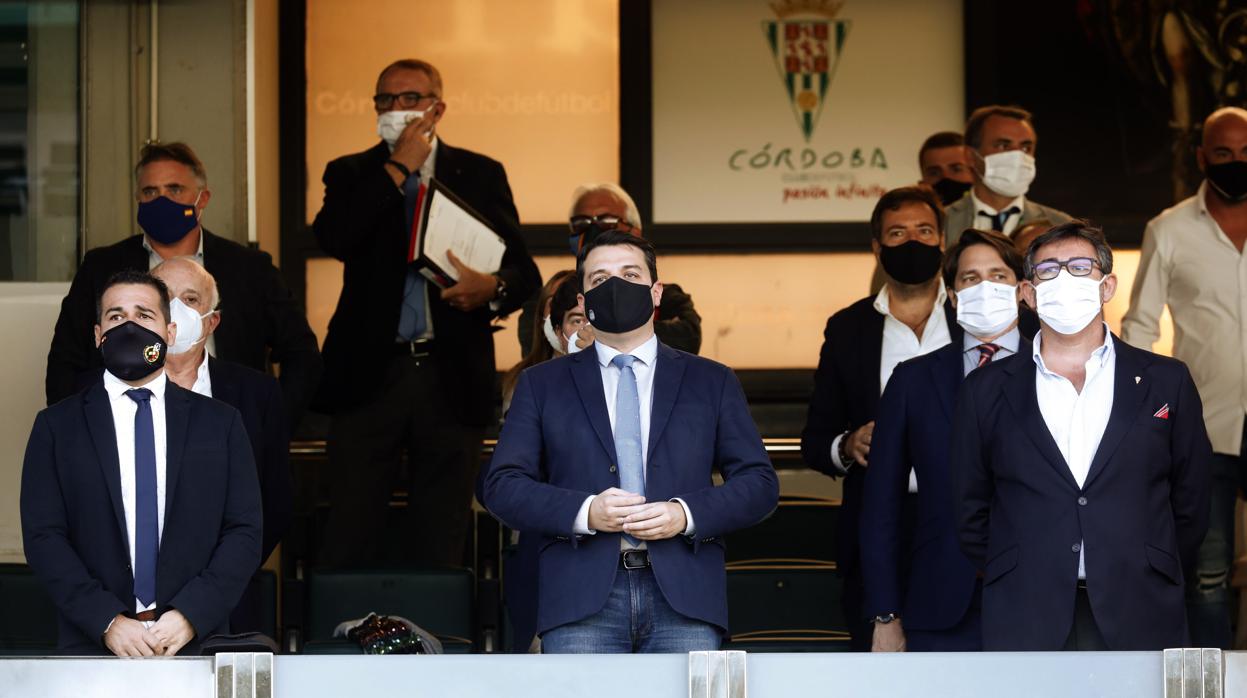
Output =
[
  {"x1": 725, "y1": 495, "x2": 839, "y2": 565},
  {"x1": 0, "y1": 564, "x2": 59, "y2": 655},
  {"x1": 724, "y1": 561, "x2": 851, "y2": 652}
]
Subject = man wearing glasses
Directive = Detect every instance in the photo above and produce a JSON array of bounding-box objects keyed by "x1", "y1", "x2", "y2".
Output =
[
  {"x1": 951, "y1": 221, "x2": 1211, "y2": 650},
  {"x1": 517, "y1": 183, "x2": 701, "y2": 356},
  {"x1": 312, "y1": 58, "x2": 540, "y2": 567}
]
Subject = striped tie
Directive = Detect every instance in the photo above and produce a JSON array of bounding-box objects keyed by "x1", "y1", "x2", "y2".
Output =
[{"x1": 976, "y1": 343, "x2": 1000, "y2": 369}]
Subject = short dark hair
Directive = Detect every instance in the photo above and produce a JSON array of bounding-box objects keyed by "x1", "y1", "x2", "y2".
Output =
[
  {"x1": 549, "y1": 272, "x2": 581, "y2": 331},
  {"x1": 135, "y1": 142, "x2": 207, "y2": 185},
  {"x1": 869, "y1": 186, "x2": 945, "y2": 241},
  {"x1": 96, "y1": 270, "x2": 172, "y2": 324},
  {"x1": 376, "y1": 58, "x2": 444, "y2": 97},
  {"x1": 576, "y1": 230, "x2": 658, "y2": 289},
  {"x1": 942, "y1": 228, "x2": 1024, "y2": 288},
  {"x1": 1023, "y1": 220, "x2": 1114, "y2": 279},
  {"x1": 964, "y1": 105, "x2": 1034, "y2": 150},
  {"x1": 918, "y1": 131, "x2": 964, "y2": 163}
]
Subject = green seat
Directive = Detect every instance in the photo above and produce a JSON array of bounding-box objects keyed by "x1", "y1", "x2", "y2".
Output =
[
  {"x1": 305, "y1": 567, "x2": 475, "y2": 653},
  {"x1": 725, "y1": 562, "x2": 846, "y2": 652},
  {"x1": 0, "y1": 564, "x2": 59, "y2": 655}
]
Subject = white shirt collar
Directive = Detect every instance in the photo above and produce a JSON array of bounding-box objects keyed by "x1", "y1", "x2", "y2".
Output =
[
  {"x1": 594, "y1": 332, "x2": 659, "y2": 369},
  {"x1": 142, "y1": 229, "x2": 205, "y2": 260},
  {"x1": 1032, "y1": 322, "x2": 1115, "y2": 375},
  {"x1": 972, "y1": 190, "x2": 1026, "y2": 216},
  {"x1": 103, "y1": 369, "x2": 168, "y2": 402},
  {"x1": 873, "y1": 281, "x2": 948, "y2": 318}
]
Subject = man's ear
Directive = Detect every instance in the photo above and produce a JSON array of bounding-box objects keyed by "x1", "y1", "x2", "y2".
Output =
[
  {"x1": 205, "y1": 311, "x2": 221, "y2": 336},
  {"x1": 166, "y1": 321, "x2": 177, "y2": 347},
  {"x1": 651, "y1": 281, "x2": 664, "y2": 308},
  {"x1": 870, "y1": 238, "x2": 881, "y2": 260},
  {"x1": 94, "y1": 324, "x2": 103, "y2": 349},
  {"x1": 1100, "y1": 273, "x2": 1117, "y2": 304},
  {"x1": 1020, "y1": 280, "x2": 1037, "y2": 310},
  {"x1": 947, "y1": 287, "x2": 958, "y2": 308}
]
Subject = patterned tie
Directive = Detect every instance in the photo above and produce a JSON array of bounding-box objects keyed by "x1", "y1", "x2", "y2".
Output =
[
  {"x1": 980, "y1": 206, "x2": 1020, "y2": 232},
  {"x1": 125, "y1": 388, "x2": 158, "y2": 607},
  {"x1": 975, "y1": 343, "x2": 1001, "y2": 369},
  {"x1": 611, "y1": 354, "x2": 644, "y2": 547},
  {"x1": 398, "y1": 172, "x2": 428, "y2": 341}
]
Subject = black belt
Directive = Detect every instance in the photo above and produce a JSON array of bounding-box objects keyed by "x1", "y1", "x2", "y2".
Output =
[
  {"x1": 393, "y1": 338, "x2": 434, "y2": 357},
  {"x1": 621, "y1": 550, "x2": 650, "y2": 569},
  {"x1": 1076, "y1": 580, "x2": 1088, "y2": 590}
]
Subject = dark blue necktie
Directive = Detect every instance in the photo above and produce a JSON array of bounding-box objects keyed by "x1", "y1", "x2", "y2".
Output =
[
  {"x1": 125, "y1": 388, "x2": 158, "y2": 607},
  {"x1": 980, "y1": 206, "x2": 1020, "y2": 232},
  {"x1": 611, "y1": 355, "x2": 644, "y2": 547},
  {"x1": 398, "y1": 172, "x2": 428, "y2": 341}
]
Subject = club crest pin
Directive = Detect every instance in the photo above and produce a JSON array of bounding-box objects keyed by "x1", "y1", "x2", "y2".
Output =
[{"x1": 143, "y1": 343, "x2": 163, "y2": 364}]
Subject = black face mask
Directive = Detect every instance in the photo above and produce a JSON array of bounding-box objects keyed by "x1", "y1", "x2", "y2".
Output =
[
  {"x1": 879, "y1": 240, "x2": 943, "y2": 285},
  {"x1": 99, "y1": 321, "x2": 167, "y2": 381},
  {"x1": 931, "y1": 178, "x2": 972, "y2": 206},
  {"x1": 1206, "y1": 161, "x2": 1247, "y2": 203},
  {"x1": 583, "y1": 276, "x2": 655, "y2": 334}
]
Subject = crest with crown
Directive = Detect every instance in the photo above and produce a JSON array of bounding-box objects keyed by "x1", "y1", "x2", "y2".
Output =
[{"x1": 762, "y1": 0, "x2": 851, "y2": 141}]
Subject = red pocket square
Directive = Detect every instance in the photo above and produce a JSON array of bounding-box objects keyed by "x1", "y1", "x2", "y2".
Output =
[{"x1": 1153, "y1": 404, "x2": 1170, "y2": 420}]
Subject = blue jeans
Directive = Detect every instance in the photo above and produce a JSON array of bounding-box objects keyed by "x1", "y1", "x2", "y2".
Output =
[
  {"x1": 541, "y1": 565, "x2": 722, "y2": 653},
  {"x1": 1186, "y1": 451, "x2": 1240, "y2": 649}
]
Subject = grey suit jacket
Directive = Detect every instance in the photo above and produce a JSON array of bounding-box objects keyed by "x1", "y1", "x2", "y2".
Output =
[{"x1": 942, "y1": 192, "x2": 1072, "y2": 246}]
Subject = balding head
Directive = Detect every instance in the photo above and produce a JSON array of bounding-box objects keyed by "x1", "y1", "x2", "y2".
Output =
[
  {"x1": 1201, "y1": 108, "x2": 1247, "y2": 162},
  {"x1": 151, "y1": 256, "x2": 220, "y2": 314}
]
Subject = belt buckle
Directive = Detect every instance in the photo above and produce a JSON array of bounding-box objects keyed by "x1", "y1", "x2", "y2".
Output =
[
  {"x1": 622, "y1": 550, "x2": 648, "y2": 569},
  {"x1": 407, "y1": 339, "x2": 432, "y2": 358}
]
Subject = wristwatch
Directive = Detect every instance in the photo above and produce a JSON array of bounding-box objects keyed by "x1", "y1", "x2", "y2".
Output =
[
  {"x1": 873, "y1": 613, "x2": 900, "y2": 625},
  {"x1": 493, "y1": 275, "x2": 508, "y2": 302},
  {"x1": 838, "y1": 430, "x2": 857, "y2": 468}
]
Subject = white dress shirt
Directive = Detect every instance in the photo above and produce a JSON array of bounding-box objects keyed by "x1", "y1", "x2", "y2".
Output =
[
  {"x1": 144, "y1": 233, "x2": 216, "y2": 358},
  {"x1": 390, "y1": 136, "x2": 439, "y2": 341},
  {"x1": 572, "y1": 334, "x2": 695, "y2": 540},
  {"x1": 103, "y1": 370, "x2": 169, "y2": 614},
  {"x1": 1033, "y1": 324, "x2": 1116, "y2": 579},
  {"x1": 972, "y1": 191, "x2": 1027, "y2": 236},
  {"x1": 829, "y1": 284, "x2": 953, "y2": 485},
  {"x1": 189, "y1": 351, "x2": 213, "y2": 397},
  {"x1": 962, "y1": 325, "x2": 1021, "y2": 377},
  {"x1": 1122, "y1": 182, "x2": 1247, "y2": 455}
]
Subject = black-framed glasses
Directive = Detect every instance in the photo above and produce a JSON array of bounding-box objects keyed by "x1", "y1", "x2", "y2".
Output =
[
  {"x1": 569, "y1": 214, "x2": 632, "y2": 235},
  {"x1": 372, "y1": 91, "x2": 438, "y2": 111},
  {"x1": 1032, "y1": 257, "x2": 1099, "y2": 281}
]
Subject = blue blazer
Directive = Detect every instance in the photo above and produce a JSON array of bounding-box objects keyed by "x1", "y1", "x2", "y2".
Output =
[
  {"x1": 860, "y1": 339, "x2": 1026, "y2": 631},
  {"x1": 21, "y1": 380, "x2": 263, "y2": 654},
  {"x1": 951, "y1": 336, "x2": 1212, "y2": 650},
  {"x1": 482, "y1": 342, "x2": 779, "y2": 635}
]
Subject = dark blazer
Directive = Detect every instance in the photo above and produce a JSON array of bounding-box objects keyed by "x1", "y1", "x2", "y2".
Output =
[
  {"x1": 951, "y1": 336, "x2": 1212, "y2": 650},
  {"x1": 482, "y1": 342, "x2": 779, "y2": 634},
  {"x1": 860, "y1": 337, "x2": 1029, "y2": 635},
  {"x1": 44, "y1": 230, "x2": 323, "y2": 430},
  {"x1": 21, "y1": 380, "x2": 263, "y2": 654},
  {"x1": 801, "y1": 295, "x2": 961, "y2": 578},
  {"x1": 311, "y1": 140, "x2": 540, "y2": 424}
]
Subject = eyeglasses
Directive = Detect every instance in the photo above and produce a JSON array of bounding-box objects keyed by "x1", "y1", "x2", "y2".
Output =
[
  {"x1": 372, "y1": 91, "x2": 438, "y2": 111},
  {"x1": 569, "y1": 214, "x2": 631, "y2": 236},
  {"x1": 1031, "y1": 257, "x2": 1099, "y2": 281}
]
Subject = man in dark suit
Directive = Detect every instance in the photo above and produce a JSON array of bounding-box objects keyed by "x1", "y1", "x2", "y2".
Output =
[
  {"x1": 952, "y1": 222, "x2": 1212, "y2": 650},
  {"x1": 861, "y1": 229, "x2": 1033, "y2": 652},
  {"x1": 312, "y1": 58, "x2": 540, "y2": 567},
  {"x1": 44, "y1": 142, "x2": 322, "y2": 431},
  {"x1": 152, "y1": 257, "x2": 291, "y2": 634},
  {"x1": 802, "y1": 186, "x2": 960, "y2": 650},
  {"x1": 483, "y1": 232, "x2": 778, "y2": 653},
  {"x1": 22, "y1": 270, "x2": 262, "y2": 656}
]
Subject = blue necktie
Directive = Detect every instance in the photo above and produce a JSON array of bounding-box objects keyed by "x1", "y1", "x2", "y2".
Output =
[
  {"x1": 611, "y1": 355, "x2": 644, "y2": 547},
  {"x1": 126, "y1": 388, "x2": 158, "y2": 607},
  {"x1": 398, "y1": 172, "x2": 428, "y2": 341},
  {"x1": 980, "y1": 205, "x2": 1020, "y2": 232}
]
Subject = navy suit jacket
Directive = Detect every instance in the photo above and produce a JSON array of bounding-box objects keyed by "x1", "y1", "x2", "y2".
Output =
[
  {"x1": 21, "y1": 380, "x2": 263, "y2": 654},
  {"x1": 860, "y1": 338, "x2": 1028, "y2": 631},
  {"x1": 952, "y1": 336, "x2": 1212, "y2": 650},
  {"x1": 482, "y1": 342, "x2": 779, "y2": 634}
]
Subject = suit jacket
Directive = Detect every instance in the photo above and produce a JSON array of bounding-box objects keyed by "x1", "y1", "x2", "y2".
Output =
[
  {"x1": 860, "y1": 337, "x2": 1029, "y2": 632},
  {"x1": 801, "y1": 295, "x2": 961, "y2": 577},
  {"x1": 951, "y1": 336, "x2": 1212, "y2": 650},
  {"x1": 482, "y1": 342, "x2": 779, "y2": 634},
  {"x1": 312, "y1": 140, "x2": 540, "y2": 424},
  {"x1": 44, "y1": 230, "x2": 323, "y2": 430},
  {"x1": 21, "y1": 380, "x2": 263, "y2": 654},
  {"x1": 943, "y1": 193, "x2": 1072, "y2": 247}
]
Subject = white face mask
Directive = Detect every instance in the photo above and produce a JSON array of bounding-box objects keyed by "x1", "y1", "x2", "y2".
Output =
[
  {"x1": 566, "y1": 327, "x2": 588, "y2": 354},
  {"x1": 956, "y1": 280, "x2": 1019, "y2": 338},
  {"x1": 542, "y1": 315, "x2": 565, "y2": 355},
  {"x1": 168, "y1": 297, "x2": 214, "y2": 355},
  {"x1": 377, "y1": 110, "x2": 424, "y2": 149},
  {"x1": 1034, "y1": 270, "x2": 1105, "y2": 335},
  {"x1": 980, "y1": 150, "x2": 1036, "y2": 198}
]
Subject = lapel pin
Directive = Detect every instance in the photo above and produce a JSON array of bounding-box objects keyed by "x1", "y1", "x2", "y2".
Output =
[{"x1": 1134, "y1": 376, "x2": 1141, "y2": 384}]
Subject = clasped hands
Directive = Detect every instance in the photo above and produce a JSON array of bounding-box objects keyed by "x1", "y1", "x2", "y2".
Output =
[
  {"x1": 587, "y1": 487, "x2": 687, "y2": 540},
  {"x1": 103, "y1": 609, "x2": 194, "y2": 657}
]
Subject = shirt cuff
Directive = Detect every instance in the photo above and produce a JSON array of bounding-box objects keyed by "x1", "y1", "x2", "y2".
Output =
[
  {"x1": 572, "y1": 495, "x2": 597, "y2": 536},
  {"x1": 829, "y1": 433, "x2": 850, "y2": 474},
  {"x1": 672, "y1": 498, "x2": 696, "y2": 537}
]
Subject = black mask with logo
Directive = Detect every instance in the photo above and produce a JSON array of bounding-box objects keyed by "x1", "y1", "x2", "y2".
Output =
[
  {"x1": 100, "y1": 321, "x2": 167, "y2": 381},
  {"x1": 1206, "y1": 161, "x2": 1247, "y2": 203},
  {"x1": 583, "y1": 276, "x2": 655, "y2": 334},
  {"x1": 879, "y1": 240, "x2": 943, "y2": 285},
  {"x1": 931, "y1": 178, "x2": 972, "y2": 206}
]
